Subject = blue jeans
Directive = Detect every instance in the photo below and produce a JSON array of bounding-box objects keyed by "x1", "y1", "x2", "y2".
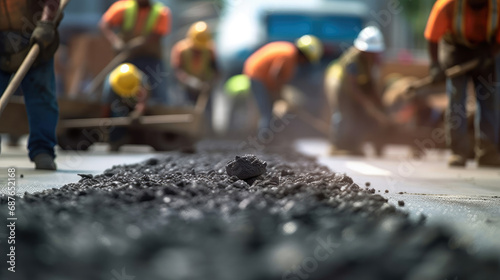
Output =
[
  {"x1": 251, "y1": 79, "x2": 274, "y2": 131},
  {"x1": 0, "y1": 59, "x2": 58, "y2": 160},
  {"x1": 446, "y1": 72, "x2": 499, "y2": 156},
  {"x1": 126, "y1": 56, "x2": 169, "y2": 105}
]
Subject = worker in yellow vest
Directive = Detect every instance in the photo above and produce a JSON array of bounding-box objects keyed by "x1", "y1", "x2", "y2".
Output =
[
  {"x1": 101, "y1": 63, "x2": 149, "y2": 151},
  {"x1": 425, "y1": 0, "x2": 500, "y2": 167},
  {"x1": 324, "y1": 26, "x2": 390, "y2": 156},
  {"x1": 170, "y1": 21, "x2": 218, "y2": 104},
  {"x1": 99, "y1": 0, "x2": 171, "y2": 104}
]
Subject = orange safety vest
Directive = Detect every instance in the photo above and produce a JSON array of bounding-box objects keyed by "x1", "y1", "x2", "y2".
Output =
[
  {"x1": 453, "y1": 0, "x2": 499, "y2": 46},
  {"x1": 0, "y1": 0, "x2": 37, "y2": 31}
]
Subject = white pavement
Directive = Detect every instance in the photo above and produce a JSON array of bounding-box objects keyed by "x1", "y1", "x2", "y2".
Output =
[
  {"x1": 0, "y1": 137, "x2": 159, "y2": 195},
  {"x1": 296, "y1": 138, "x2": 500, "y2": 257}
]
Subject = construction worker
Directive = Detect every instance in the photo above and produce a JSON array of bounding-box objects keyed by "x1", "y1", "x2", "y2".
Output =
[
  {"x1": 425, "y1": 0, "x2": 500, "y2": 167},
  {"x1": 243, "y1": 35, "x2": 323, "y2": 131},
  {"x1": 101, "y1": 63, "x2": 149, "y2": 151},
  {"x1": 0, "y1": 0, "x2": 61, "y2": 170},
  {"x1": 324, "y1": 26, "x2": 389, "y2": 156},
  {"x1": 99, "y1": 0, "x2": 171, "y2": 105},
  {"x1": 171, "y1": 21, "x2": 218, "y2": 105}
]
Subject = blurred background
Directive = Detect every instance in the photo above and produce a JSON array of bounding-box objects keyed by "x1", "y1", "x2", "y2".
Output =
[{"x1": 52, "y1": 0, "x2": 437, "y2": 136}]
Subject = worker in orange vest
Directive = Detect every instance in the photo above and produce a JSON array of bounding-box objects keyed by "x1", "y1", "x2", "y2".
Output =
[
  {"x1": 170, "y1": 21, "x2": 218, "y2": 105},
  {"x1": 425, "y1": 0, "x2": 500, "y2": 167},
  {"x1": 243, "y1": 35, "x2": 323, "y2": 130},
  {"x1": 0, "y1": 0, "x2": 61, "y2": 170},
  {"x1": 100, "y1": 0, "x2": 171, "y2": 104}
]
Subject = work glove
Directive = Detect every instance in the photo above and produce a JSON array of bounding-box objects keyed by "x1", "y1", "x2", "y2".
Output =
[
  {"x1": 185, "y1": 75, "x2": 205, "y2": 90},
  {"x1": 112, "y1": 40, "x2": 126, "y2": 53},
  {"x1": 476, "y1": 52, "x2": 494, "y2": 71},
  {"x1": 30, "y1": 21, "x2": 56, "y2": 51},
  {"x1": 129, "y1": 110, "x2": 142, "y2": 126},
  {"x1": 429, "y1": 62, "x2": 446, "y2": 83}
]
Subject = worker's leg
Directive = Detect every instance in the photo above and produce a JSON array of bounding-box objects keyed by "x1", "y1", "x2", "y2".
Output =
[
  {"x1": 102, "y1": 77, "x2": 131, "y2": 146},
  {"x1": 473, "y1": 66, "x2": 500, "y2": 165},
  {"x1": 250, "y1": 79, "x2": 273, "y2": 131},
  {"x1": 127, "y1": 57, "x2": 169, "y2": 105},
  {"x1": 445, "y1": 76, "x2": 469, "y2": 163},
  {"x1": 20, "y1": 59, "x2": 58, "y2": 161},
  {"x1": 0, "y1": 70, "x2": 13, "y2": 152},
  {"x1": 331, "y1": 110, "x2": 363, "y2": 155}
]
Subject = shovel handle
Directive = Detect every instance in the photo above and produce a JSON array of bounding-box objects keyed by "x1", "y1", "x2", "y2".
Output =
[
  {"x1": 84, "y1": 36, "x2": 146, "y2": 97},
  {"x1": 407, "y1": 58, "x2": 482, "y2": 93},
  {"x1": 0, "y1": 0, "x2": 71, "y2": 115}
]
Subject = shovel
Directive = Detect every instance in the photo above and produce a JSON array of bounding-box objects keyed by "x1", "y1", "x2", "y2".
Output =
[
  {"x1": 0, "y1": 0, "x2": 71, "y2": 116},
  {"x1": 404, "y1": 58, "x2": 488, "y2": 98}
]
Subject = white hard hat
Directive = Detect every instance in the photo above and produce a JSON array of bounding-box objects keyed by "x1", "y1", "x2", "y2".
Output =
[{"x1": 354, "y1": 26, "x2": 385, "y2": 53}]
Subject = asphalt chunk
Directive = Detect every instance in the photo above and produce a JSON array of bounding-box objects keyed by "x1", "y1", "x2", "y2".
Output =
[{"x1": 226, "y1": 154, "x2": 267, "y2": 180}]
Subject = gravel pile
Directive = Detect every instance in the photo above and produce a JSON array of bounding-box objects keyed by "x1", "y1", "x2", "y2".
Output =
[{"x1": 1, "y1": 146, "x2": 499, "y2": 280}]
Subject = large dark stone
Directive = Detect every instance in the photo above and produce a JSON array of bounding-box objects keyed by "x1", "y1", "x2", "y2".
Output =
[{"x1": 225, "y1": 155, "x2": 267, "y2": 180}]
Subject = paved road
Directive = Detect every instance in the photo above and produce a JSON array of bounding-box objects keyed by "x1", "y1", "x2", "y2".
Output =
[
  {"x1": 1, "y1": 137, "x2": 499, "y2": 258},
  {"x1": 0, "y1": 139, "x2": 158, "y2": 195},
  {"x1": 296, "y1": 138, "x2": 500, "y2": 257}
]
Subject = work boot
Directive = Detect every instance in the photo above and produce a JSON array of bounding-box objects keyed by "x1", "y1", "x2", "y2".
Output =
[
  {"x1": 476, "y1": 139, "x2": 500, "y2": 168},
  {"x1": 448, "y1": 154, "x2": 466, "y2": 167},
  {"x1": 34, "y1": 153, "x2": 57, "y2": 170}
]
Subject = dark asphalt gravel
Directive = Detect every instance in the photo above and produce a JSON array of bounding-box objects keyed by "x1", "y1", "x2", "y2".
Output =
[{"x1": 0, "y1": 145, "x2": 499, "y2": 280}]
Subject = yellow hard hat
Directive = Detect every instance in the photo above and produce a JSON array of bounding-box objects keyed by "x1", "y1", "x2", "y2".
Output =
[
  {"x1": 109, "y1": 63, "x2": 143, "y2": 98},
  {"x1": 296, "y1": 35, "x2": 323, "y2": 63},
  {"x1": 188, "y1": 21, "x2": 212, "y2": 48}
]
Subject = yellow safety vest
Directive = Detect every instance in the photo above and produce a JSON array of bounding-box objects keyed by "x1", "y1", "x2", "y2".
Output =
[
  {"x1": 181, "y1": 47, "x2": 214, "y2": 80},
  {"x1": 453, "y1": 0, "x2": 498, "y2": 46},
  {"x1": 122, "y1": 1, "x2": 165, "y2": 35}
]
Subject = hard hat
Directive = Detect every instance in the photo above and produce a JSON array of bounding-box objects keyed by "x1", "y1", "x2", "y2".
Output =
[
  {"x1": 109, "y1": 63, "x2": 143, "y2": 98},
  {"x1": 296, "y1": 35, "x2": 323, "y2": 63},
  {"x1": 188, "y1": 21, "x2": 212, "y2": 48},
  {"x1": 354, "y1": 26, "x2": 385, "y2": 53},
  {"x1": 224, "y1": 74, "x2": 251, "y2": 97}
]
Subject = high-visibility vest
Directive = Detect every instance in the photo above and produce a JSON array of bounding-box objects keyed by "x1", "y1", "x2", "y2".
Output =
[
  {"x1": 0, "y1": 0, "x2": 37, "y2": 32},
  {"x1": 181, "y1": 47, "x2": 214, "y2": 80},
  {"x1": 122, "y1": 1, "x2": 165, "y2": 36},
  {"x1": 453, "y1": 0, "x2": 498, "y2": 46}
]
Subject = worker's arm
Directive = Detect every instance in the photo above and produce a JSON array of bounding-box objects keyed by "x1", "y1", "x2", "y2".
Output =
[
  {"x1": 40, "y1": 0, "x2": 60, "y2": 21},
  {"x1": 428, "y1": 42, "x2": 439, "y2": 64},
  {"x1": 30, "y1": 0, "x2": 60, "y2": 51},
  {"x1": 347, "y1": 74, "x2": 389, "y2": 126},
  {"x1": 99, "y1": 20, "x2": 125, "y2": 52},
  {"x1": 130, "y1": 87, "x2": 149, "y2": 120},
  {"x1": 427, "y1": 41, "x2": 446, "y2": 82}
]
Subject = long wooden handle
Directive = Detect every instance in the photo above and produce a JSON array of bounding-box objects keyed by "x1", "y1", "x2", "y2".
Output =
[
  {"x1": 58, "y1": 114, "x2": 194, "y2": 128},
  {"x1": 409, "y1": 58, "x2": 482, "y2": 92},
  {"x1": 0, "y1": 0, "x2": 71, "y2": 115}
]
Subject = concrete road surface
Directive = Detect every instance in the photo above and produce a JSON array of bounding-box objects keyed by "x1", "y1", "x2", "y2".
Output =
[
  {"x1": 0, "y1": 137, "x2": 158, "y2": 195},
  {"x1": 1, "y1": 137, "x2": 499, "y2": 258},
  {"x1": 296, "y1": 138, "x2": 500, "y2": 257}
]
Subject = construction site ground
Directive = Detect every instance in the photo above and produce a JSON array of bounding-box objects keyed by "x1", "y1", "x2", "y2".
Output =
[{"x1": 2, "y1": 137, "x2": 499, "y2": 254}]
